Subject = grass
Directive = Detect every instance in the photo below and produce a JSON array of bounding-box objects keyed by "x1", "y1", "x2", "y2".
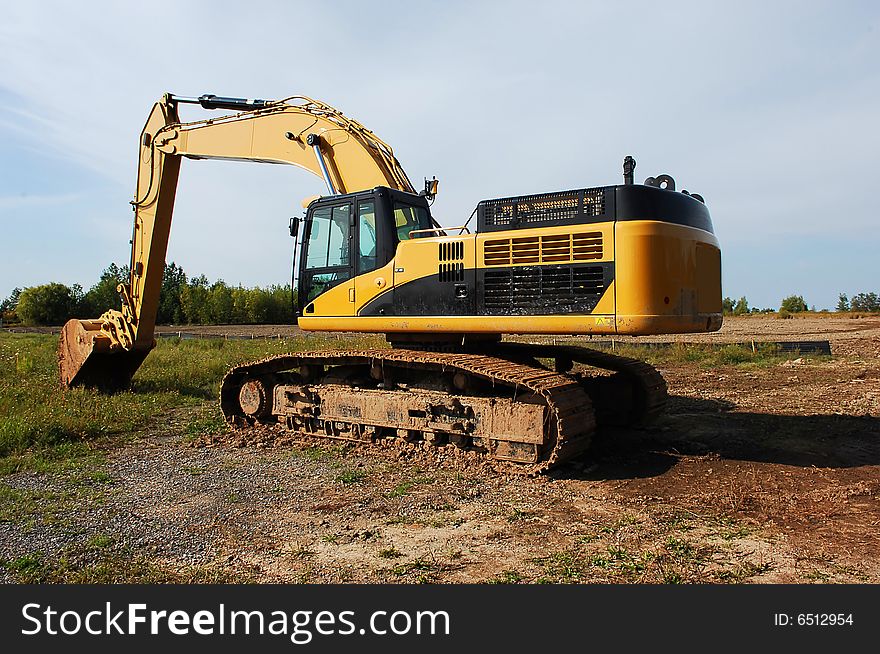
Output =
[
  {"x1": 390, "y1": 557, "x2": 453, "y2": 583},
  {"x1": 506, "y1": 507, "x2": 536, "y2": 522},
  {"x1": 0, "y1": 331, "x2": 380, "y2": 467},
  {"x1": 554, "y1": 340, "x2": 830, "y2": 369},
  {"x1": 0, "y1": 470, "x2": 117, "y2": 533},
  {"x1": 529, "y1": 510, "x2": 773, "y2": 584},
  {"x1": 0, "y1": 441, "x2": 105, "y2": 476},
  {"x1": 0, "y1": 482, "x2": 89, "y2": 525},
  {"x1": 184, "y1": 409, "x2": 228, "y2": 440},
  {"x1": 533, "y1": 545, "x2": 677, "y2": 583},
  {"x1": 336, "y1": 467, "x2": 368, "y2": 484},
  {"x1": 386, "y1": 474, "x2": 435, "y2": 498},
  {"x1": 488, "y1": 570, "x2": 524, "y2": 584},
  {"x1": 378, "y1": 546, "x2": 403, "y2": 559},
  {"x1": 598, "y1": 514, "x2": 641, "y2": 534}
]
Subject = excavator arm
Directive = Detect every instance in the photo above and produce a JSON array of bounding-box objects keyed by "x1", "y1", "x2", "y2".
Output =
[{"x1": 59, "y1": 92, "x2": 418, "y2": 389}]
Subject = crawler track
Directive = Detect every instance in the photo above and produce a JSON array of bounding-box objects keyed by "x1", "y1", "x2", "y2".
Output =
[
  {"x1": 219, "y1": 346, "x2": 667, "y2": 474},
  {"x1": 487, "y1": 342, "x2": 668, "y2": 427}
]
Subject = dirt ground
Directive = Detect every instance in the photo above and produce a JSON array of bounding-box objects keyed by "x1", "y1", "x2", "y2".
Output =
[{"x1": 2, "y1": 316, "x2": 879, "y2": 583}]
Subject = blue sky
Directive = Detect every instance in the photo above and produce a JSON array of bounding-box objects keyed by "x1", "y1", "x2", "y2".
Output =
[{"x1": 1, "y1": 1, "x2": 878, "y2": 309}]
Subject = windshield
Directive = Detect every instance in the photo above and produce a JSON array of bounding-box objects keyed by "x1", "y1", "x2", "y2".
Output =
[{"x1": 306, "y1": 204, "x2": 350, "y2": 269}]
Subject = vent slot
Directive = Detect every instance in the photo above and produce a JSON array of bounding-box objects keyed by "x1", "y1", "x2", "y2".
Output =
[
  {"x1": 483, "y1": 232, "x2": 603, "y2": 266},
  {"x1": 439, "y1": 241, "x2": 464, "y2": 262},
  {"x1": 438, "y1": 240, "x2": 465, "y2": 282},
  {"x1": 439, "y1": 262, "x2": 465, "y2": 282},
  {"x1": 481, "y1": 264, "x2": 607, "y2": 315}
]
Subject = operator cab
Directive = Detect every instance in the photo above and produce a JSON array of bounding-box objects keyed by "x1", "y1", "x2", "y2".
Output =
[{"x1": 293, "y1": 186, "x2": 434, "y2": 315}]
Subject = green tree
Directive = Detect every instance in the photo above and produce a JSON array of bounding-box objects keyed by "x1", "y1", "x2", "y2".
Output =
[
  {"x1": 158, "y1": 262, "x2": 187, "y2": 324},
  {"x1": 180, "y1": 275, "x2": 210, "y2": 324},
  {"x1": 231, "y1": 286, "x2": 249, "y2": 323},
  {"x1": 732, "y1": 296, "x2": 749, "y2": 316},
  {"x1": 779, "y1": 295, "x2": 808, "y2": 313},
  {"x1": 208, "y1": 281, "x2": 234, "y2": 323},
  {"x1": 245, "y1": 288, "x2": 272, "y2": 323},
  {"x1": 7, "y1": 265, "x2": 300, "y2": 327},
  {"x1": 721, "y1": 297, "x2": 735, "y2": 315},
  {"x1": 836, "y1": 293, "x2": 850, "y2": 312},
  {"x1": 0, "y1": 288, "x2": 22, "y2": 324},
  {"x1": 69, "y1": 283, "x2": 90, "y2": 318},
  {"x1": 84, "y1": 263, "x2": 128, "y2": 316},
  {"x1": 0, "y1": 288, "x2": 20, "y2": 313},
  {"x1": 850, "y1": 292, "x2": 879, "y2": 312},
  {"x1": 16, "y1": 283, "x2": 74, "y2": 325},
  {"x1": 270, "y1": 284, "x2": 296, "y2": 323}
]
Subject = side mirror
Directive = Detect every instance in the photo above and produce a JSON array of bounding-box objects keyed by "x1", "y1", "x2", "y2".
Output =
[{"x1": 289, "y1": 216, "x2": 300, "y2": 238}]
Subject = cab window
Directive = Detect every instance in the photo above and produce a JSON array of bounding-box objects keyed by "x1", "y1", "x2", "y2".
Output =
[
  {"x1": 305, "y1": 271, "x2": 349, "y2": 303},
  {"x1": 393, "y1": 202, "x2": 430, "y2": 241},
  {"x1": 358, "y1": 200, "x2": 378, "y2": 273},
  {"x1": 306, "y1": 204, "x2": 351, "y2": 269}
]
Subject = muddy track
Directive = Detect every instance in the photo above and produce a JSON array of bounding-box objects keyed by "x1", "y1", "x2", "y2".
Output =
[{"x1": 219, "y1": 349, "x2": 599, "y2": 474}]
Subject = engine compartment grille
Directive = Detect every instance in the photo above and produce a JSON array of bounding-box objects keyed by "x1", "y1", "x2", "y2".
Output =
[
  {"x1": 483, "y1": 232, "x2": 603, "y2": 266},
  {"x1": 480, "y1": 264, "x2": 608, "y2": 315}
]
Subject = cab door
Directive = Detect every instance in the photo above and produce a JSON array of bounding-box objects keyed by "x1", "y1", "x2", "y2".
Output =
[
  {"x1": 300, "y1": 201, "x2": 356, "y2": 316},
  {"x1": 352, "y1": 197, "x2": 392, "y2": 313}
]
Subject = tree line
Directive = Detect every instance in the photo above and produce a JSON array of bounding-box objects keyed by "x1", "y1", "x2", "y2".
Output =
[
  {"x1": 836, "y1": 293, "x2": 880, "y2": 313},
  {"x1": 4, "y1": 273, "x2": 878, "y2": 326},
  {"x1": 722, "y1": 292, "x2": 880, "y2": 316},
  {"x1": 0, "y1": 263, "x2": 297, "y2": 326}
]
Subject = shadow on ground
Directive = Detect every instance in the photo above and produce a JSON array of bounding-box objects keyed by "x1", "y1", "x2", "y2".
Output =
[{"x1": 560, "y1": 395, "x2": 880, "y2": 481}]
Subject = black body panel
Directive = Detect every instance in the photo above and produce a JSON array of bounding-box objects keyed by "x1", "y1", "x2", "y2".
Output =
[
  {"x1": 476, "y1": 184, "x2": 713, "y2": 235},
  {"x1": 615, "y1": 185, "x2": 713, "y2": 233},
  {"x1": 477, "y1": 187, "x2": 614, "y2": 232},
  {"x1": 358, "y1": 268, "x2": 476, "y2": 317},
  {"x1": 477, "y1": 262, "x2": 614, "y2": 316}
]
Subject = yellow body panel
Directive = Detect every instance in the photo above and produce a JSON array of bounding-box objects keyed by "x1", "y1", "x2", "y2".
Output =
[
  {"x1": 615, "y1": 220, "x2": 722, "y2": 334},
  {"x1": 393, "y1": 235, "x2": 476, "y2": 288},
  {"x1": 299, "y1": 314, "x2": 618, "y2": 334}
]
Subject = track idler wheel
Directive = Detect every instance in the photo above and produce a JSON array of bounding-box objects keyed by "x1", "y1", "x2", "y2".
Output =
[{"x1": 238, "y1": 379, "x2": 272, "y2": 419}]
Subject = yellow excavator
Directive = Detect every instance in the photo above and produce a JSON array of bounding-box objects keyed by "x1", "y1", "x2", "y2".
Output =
[{"x1": 59, "y1": 92, "x2": 722, "y2": 473}]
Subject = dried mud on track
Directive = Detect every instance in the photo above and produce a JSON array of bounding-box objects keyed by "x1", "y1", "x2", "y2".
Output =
[{"x1": 2, "y1": 317, "x2": 879, "y2": 583}]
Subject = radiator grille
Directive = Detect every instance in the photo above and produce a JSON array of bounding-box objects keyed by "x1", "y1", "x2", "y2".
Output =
[
  {"x1": 483, "y1": 232, "x2": 603, "y2": 266},
  {"x1": 481, "y1": 265, "x2": 606, "y2": 315}
]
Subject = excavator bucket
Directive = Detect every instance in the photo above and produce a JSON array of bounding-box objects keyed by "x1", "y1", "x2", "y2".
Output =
[{"x1": 58, "y1": 319, "x2": 150, "y2": 392}]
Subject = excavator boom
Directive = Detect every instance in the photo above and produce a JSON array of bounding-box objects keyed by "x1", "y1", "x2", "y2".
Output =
[{"x1": 59, "y1": 93, "x2": 417, "y2": 389}]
